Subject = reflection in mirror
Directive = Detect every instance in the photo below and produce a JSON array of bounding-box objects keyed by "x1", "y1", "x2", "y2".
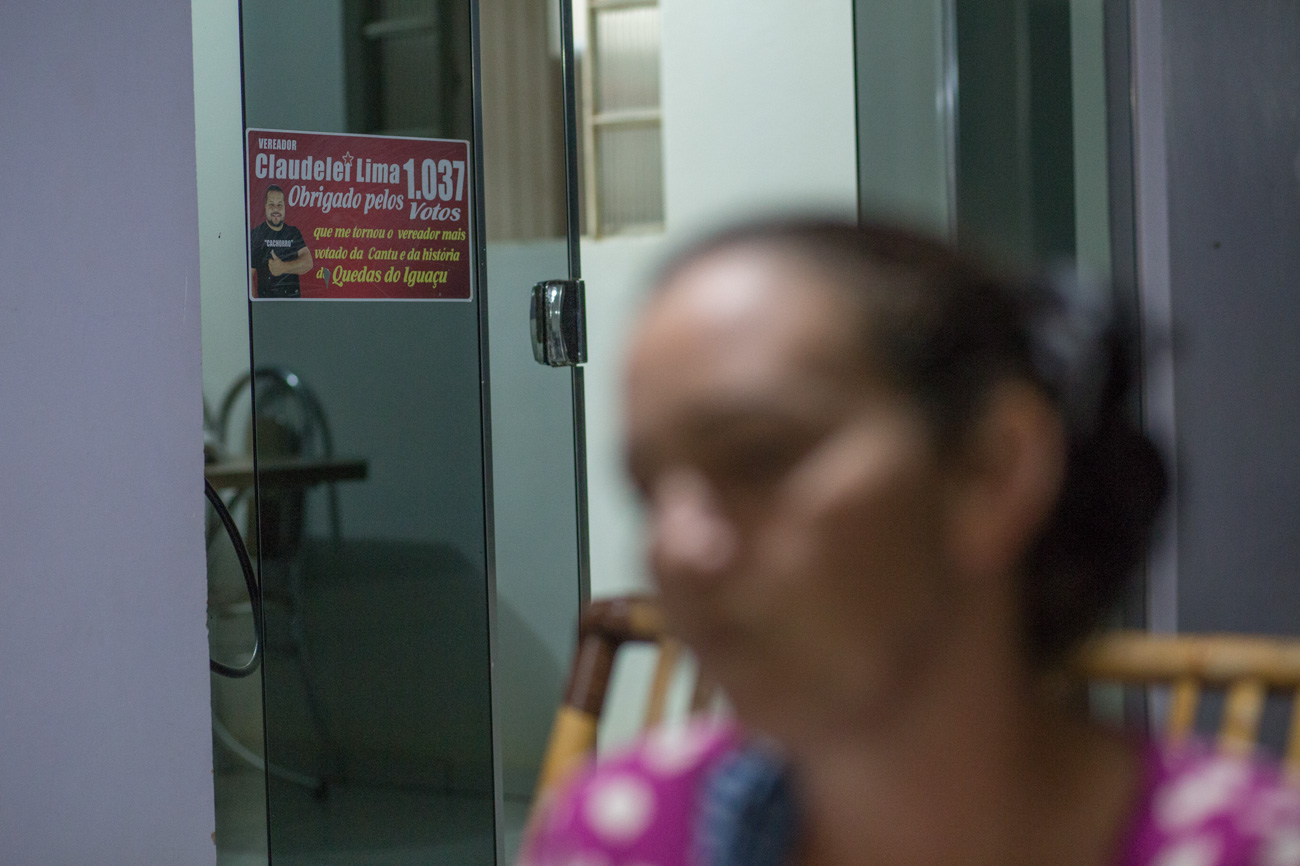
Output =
[
  {"x1": 482, "y1": 0, "x2": 583, "y2": 860},
  {"x1": 225, "y1": 0, "x2": 587, "y2": 862},
  {"x1": 198, "y1": 0, "x2": 585, "y2": 860},
  {"x1": 240, "y1": 0, "x2": 497, "y2": 862},
  {"x1": 954, "y1": 0, "x2": 1108, "y2": 276}
]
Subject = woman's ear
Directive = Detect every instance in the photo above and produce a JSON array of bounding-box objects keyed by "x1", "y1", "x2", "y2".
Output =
[{"x1": 945, "y1": 382, "x2": 1066, "y2": 585}]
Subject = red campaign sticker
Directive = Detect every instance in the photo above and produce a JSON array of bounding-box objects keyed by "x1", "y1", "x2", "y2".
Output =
[{"x1": 246, "y1": 129, "x2": 472, "y2": 301}]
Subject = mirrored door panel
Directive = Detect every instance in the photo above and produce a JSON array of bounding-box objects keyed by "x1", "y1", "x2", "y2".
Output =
[
  {"x1": 233, "y1": 0, "x2": 584, "y2": 862},
  {"x1": 478, "y1": 0, "x2": 586, "y2": 858},
  {"x1": 954, "y1": 0, "x2": 1091, "y2": 269}
]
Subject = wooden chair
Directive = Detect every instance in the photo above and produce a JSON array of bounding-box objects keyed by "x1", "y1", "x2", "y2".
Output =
[
  {"x1": 534, "y1": 595, "x2": 715, "y2": 798},
  {"x1": 1074, "y1": 630, "x2": 1300, "y2": 773},
  {"x1": 534, "y1": 596, "x2": 1300, "y2": 803}
]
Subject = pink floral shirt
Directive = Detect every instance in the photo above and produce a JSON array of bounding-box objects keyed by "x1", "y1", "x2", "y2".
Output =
[{"x1": 522, "y1": 720, "x2": 1300, "y2": 866}]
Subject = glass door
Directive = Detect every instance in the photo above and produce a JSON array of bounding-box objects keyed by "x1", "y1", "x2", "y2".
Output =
[{"x1": 201, "y1": 0, "x2": 586, "y2": 862}]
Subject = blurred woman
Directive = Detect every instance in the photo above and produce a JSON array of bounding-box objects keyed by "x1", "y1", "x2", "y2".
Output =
[{"x1": 522, "y1": 219, "x2": 1300, "y2": 866}]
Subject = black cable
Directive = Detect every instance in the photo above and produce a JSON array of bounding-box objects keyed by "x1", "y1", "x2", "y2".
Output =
[{"x1": 206, "y1": 477, "x2": 263, "y2": 678}]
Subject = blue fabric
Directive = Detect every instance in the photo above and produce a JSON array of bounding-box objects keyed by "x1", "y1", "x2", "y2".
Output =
[{"x1": 695, "y1": 743, "x2": 797, "y2": 866}]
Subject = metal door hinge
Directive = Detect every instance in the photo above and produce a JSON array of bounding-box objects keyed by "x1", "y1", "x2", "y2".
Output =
[{"x1": 530, "y1": 279, "x2": 587, "y2": 367}]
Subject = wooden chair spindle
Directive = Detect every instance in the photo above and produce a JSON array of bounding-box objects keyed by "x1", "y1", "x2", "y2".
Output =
[
  {"x1": 644, "y1": 638, "x2": 682, "y2": 728},
  {"x1": 1166, "y1": 677, "x2": 1201, "y2": 743},
  {"x1": 1219, "y1": 678, "x2": 1266, "y2": 757},
  {"x1": 1285, "y1": 688, "x2": 1300, "y2": 780}
]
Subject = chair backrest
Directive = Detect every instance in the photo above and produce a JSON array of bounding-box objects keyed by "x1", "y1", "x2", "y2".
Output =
[
  {"x1": 534, "y1": 595, "x2": 716, "y2": 799},
  {"x1": 215, "y1": 367, "x2": 341, "y2": 558},
  {"x1": 1073, "y1": 629, "x2": 1300, "y2": 775},
  {"x1": 535, "y1": 598, "x2": 1300, "y2": 806}
]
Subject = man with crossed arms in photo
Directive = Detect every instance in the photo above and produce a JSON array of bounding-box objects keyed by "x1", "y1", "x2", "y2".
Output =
[{"x1": 249, "y1": 184, "x2": 313, "y2": 298}]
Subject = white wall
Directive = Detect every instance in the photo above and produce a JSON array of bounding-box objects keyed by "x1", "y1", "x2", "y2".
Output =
[
  {"x1": 0, "y1": 3, "x2": 214, "y2": 863},
  {"x1": 660, "y1": 0, "x2": 860, "y2": 234},
  {"x1": 583, "y1": 237, "x2": 666, "y2": 601}
]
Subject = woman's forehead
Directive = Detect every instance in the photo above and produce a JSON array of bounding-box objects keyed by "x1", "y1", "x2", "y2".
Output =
[
  {"x1": 624, "y1": 251, "x2": 869, "y2": 418},
  {"x1": 640, "y1": 249, "x2": 858, "y2": 354}
]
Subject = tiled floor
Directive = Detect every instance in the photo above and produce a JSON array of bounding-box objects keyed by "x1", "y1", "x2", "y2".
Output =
[{"x1": 215, "y1": 767, "x2": 529, "y2": 865}]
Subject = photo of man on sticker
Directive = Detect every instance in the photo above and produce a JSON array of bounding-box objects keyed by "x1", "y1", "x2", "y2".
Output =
[{"x1": 249, "y1": 184, "x2": 313, "y2": 298}]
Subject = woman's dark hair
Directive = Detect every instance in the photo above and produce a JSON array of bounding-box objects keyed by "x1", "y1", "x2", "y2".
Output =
[{"x1": 655, "y1": 218, "x2": 1167, "y2": 666}]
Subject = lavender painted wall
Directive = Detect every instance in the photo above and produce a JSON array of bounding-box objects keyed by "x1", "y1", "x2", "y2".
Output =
[{"x1": 0, "y1": 3, "x2": 215, "y2": 863}]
